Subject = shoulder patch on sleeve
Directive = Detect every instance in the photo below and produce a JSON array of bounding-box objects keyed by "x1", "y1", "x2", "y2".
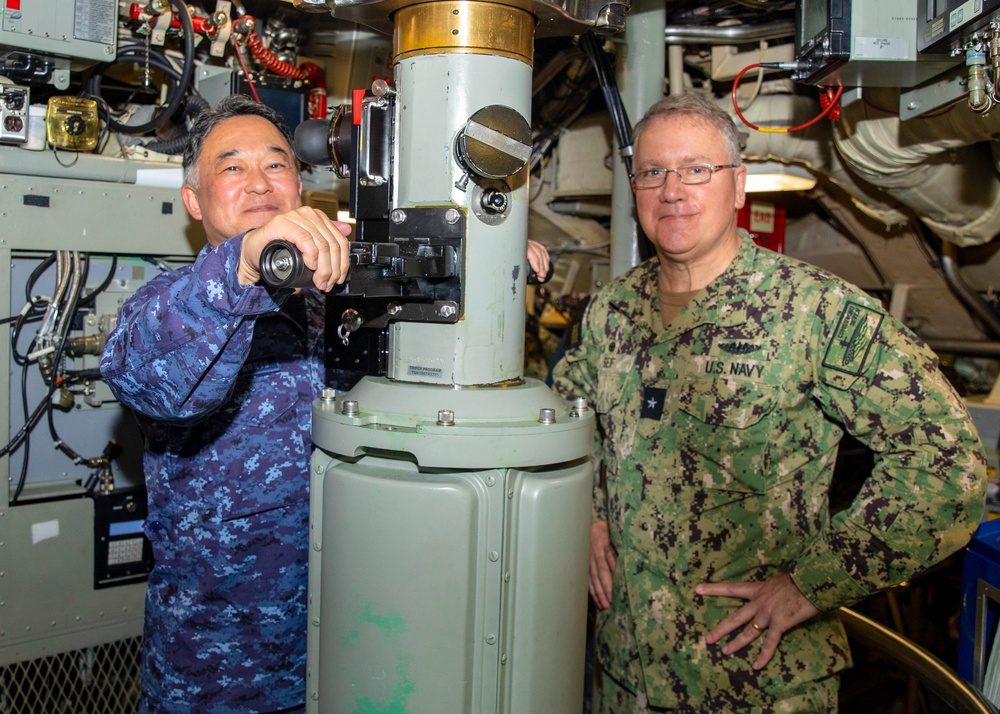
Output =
[{"x1": 823, "y1": 301, "x2": 883, "y2": 376}]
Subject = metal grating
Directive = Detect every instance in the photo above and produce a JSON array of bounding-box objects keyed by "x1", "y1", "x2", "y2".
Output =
[{"x1": 0, "y1": 636, "x2": 141, "y2": 714}]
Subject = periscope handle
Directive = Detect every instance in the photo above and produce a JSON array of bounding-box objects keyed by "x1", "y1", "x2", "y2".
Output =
[{"x1": 259, "y1": 240, "x2": 314, "y2": 289}]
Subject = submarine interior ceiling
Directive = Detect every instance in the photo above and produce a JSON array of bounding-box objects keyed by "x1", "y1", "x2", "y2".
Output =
[
  {"x1": 0, "y1": 0, "x2": 999, "y2": 710},
  {"x1": 0, "y1": 0, "x2": 994, "y2": 353}
]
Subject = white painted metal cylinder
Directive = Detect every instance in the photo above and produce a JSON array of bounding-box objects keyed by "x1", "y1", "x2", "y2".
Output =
[{"x1": 389, "y1": 51, "x2": 533, "y2": 386}]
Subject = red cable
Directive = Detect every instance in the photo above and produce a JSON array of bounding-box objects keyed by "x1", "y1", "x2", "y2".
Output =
[
  {"x1": 731, "y1": 63, "x2": 843, "y2": 133},
  {"x1": 233, "y1": 36, "x2": 261, "y2": 102},
  {"x1": 247, "y1": 33, "x2": 308, "y2": 80}
]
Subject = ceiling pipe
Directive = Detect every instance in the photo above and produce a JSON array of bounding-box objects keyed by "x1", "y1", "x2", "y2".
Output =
[
  {"x1": 663, "y1": 20, "x2": 794, "y2": 44},
  {"x1": 834, "y1": 86, "x2": 1000, "y2": 246},
  {"x1": 940, "y1": 241, "x2": 1000, "y2": 338}
]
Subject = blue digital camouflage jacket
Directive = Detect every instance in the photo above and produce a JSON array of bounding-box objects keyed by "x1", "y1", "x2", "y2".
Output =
[{"x1": 101, "y1": 235, "x2": 325, "y2": 714}]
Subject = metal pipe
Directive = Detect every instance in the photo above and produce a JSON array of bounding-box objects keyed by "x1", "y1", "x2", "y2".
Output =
[
  {"x1": 668, "y1": 44, "x2": 684, "y2": 95},
  {"x1": 941, "y1": 241, "x2": 1000, "y2": 339},
  {"x1": 926, "y1": 340, "x2": 1000, "y2": 357},
  {"x1": 663, "y1": 20, "x2": 794, "y2": 45},
  {"x1": 610, "y1": 0, "x2": 665, "y2": 278},
  {"x1": 839, "y1": 607, "x2": 999, "y2": 714}
]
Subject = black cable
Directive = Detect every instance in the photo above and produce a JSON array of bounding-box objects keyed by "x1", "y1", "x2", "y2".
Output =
[
  {"x1": 87, "y1": 0, "x2": 195, "y2": 136},
  {"x1": 666, "y1": 0, "x2": 793, "y2": 25},
  {"x1": 10, "y1": 365, "x2": 33, "y2": 504},
  {"x1": 579, "y1": 31, "x2": 633, "y2": 176},
  {"x1": 0, "y1": 385, "x2": 53, "y2": 459},
  {"x1": 64, "y1": 368, "x2": 104, "y2": 381},
  {"x1": 145, "y1": 95, "x2": 211, "y2": 154},
  {"x1": 88, "y1": 51, "x2": 182, "y2": 133},
  {"x1": 78, "y1": 255, "x2": 118, "y2": 308},
  {"x1": 11, "y1": 254, "x2": 57, "y2": 366},
  {"x1": 4, "y1": 252, "x2": 68, "y2": 460},
  {"x1": 8, "y1": 307, "x2": 44, "y2": 365},
  {"x1": 6, "y1": 253, "x2": 99, "y2": 501},
  {"x1": 578, "y1": 31, "x2": 652, "y2": 261},
  {"x1": 24, "y1": 253, "x2": 56, "y2": 303},
  {"x1": 111, "y1": 48, "x2": 186, "y2": 82},
  {"x1": 45, "y1": 255, "x2": 113, "y2": 471},
  {"x1": 85, "y1": 94, "x2": 115, "y2": 154}
]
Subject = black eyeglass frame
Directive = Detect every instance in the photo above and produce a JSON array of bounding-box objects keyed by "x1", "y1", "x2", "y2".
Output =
[{"x1": 631, "y1": 163, "x2": 740, "y2": 189}]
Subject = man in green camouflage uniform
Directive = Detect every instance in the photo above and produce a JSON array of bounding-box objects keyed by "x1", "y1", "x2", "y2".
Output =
[{"x1": 553, "y1": 93, "x2": 988, "y2": 713}]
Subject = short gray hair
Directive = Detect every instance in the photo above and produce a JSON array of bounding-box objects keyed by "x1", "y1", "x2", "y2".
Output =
[
  {"x1": 631, "y1": 93, "x2": 743, "y2": 166},
  {"x1": 182, "y1": 94, "x2": 298, "y2": 187}
]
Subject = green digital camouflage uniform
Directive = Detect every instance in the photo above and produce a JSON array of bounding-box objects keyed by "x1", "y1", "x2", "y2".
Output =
[{"x1": 553, "y1": 235, "x2": 988, "y2": 712}]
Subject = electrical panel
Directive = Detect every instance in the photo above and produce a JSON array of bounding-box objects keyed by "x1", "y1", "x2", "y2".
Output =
[
  {"x1": 0, "y1": 161, "x2": 202, "y2": 668},
  {"x1": 6, "y1": 254, "x2": 159, "y2": 497},
  {"x1": 795, "y1": 0, "x2": 960, "y2": 86},
  {"x1": 93, "y1": 487, "x2": 154, "y2": 589},
  {"x1": 0, "y1": 0, "x2": 117, "y2": 62},
  {"x1": 919, "y1": 0, "x2": 1000, "y2": 54}
]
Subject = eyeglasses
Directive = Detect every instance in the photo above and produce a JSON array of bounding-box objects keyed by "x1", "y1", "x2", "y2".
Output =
[{"x1": 631, "y1": 163, "x2": 739, "y2": 189}]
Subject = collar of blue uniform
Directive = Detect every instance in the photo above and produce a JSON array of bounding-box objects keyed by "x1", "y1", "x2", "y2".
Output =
[{"x1": 608, "y1": 230, "x2": 758, "y2": 334}]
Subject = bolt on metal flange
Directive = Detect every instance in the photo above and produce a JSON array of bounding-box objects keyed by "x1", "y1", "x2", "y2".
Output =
[{"x1": 437, "y1": 409, "x2": 455, "y2": 426}]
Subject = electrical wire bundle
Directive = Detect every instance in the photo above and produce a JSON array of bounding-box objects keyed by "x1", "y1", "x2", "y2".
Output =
[
  {"x1": 665, "y1": 0, "x2": 795, "y2": 26},
  {"x1": 86, "y1": 0, "x2": 196, "y2": 137},
  {"x1": 2, "y1": 252, "x2": 118, "y2": 504},
  {"x1": 578, "y1": 31, "x2": 633, "y2": 177}
]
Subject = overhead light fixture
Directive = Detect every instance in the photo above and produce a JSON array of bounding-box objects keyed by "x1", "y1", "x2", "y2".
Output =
[{"x1": 743, "y1": 161, "x2": 817, "y2": 193}]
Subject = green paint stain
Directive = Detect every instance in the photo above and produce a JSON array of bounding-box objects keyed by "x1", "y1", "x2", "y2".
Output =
[
  {"x1": 353, "y1": 668, "x2": 416, "y2": 714},
  {"x1": 361, "y1": 602, "x2": 406, "y2": 635},
  {"x1": 348, "y1": 603, "x2": 416, "y2": 714}
]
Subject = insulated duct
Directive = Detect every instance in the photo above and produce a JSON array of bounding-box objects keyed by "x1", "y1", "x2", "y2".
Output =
[
  {"x1": 834, "y1": 87, "x2": 1000, "y2": 247},
  {"x1": 736, "y1": 90, "x2": 1000, "y2": 247},
  {"x1": 736, "y1": 93, "x2": 907, "y2": 224},
  {"x1": 659, "y1": 15, "x2": 1000, "y2": 246}
]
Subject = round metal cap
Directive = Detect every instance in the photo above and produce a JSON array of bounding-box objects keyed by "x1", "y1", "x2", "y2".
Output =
[{"x1": 455, "y1": 104, "x2": 531, "y2": 179}]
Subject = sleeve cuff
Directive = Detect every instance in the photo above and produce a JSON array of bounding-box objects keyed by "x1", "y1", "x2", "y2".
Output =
[
  {"x1": 199, "y1": 234, "x2": 292, "y2": 316},
  {"x1": 789, "y1": 535, "x2": 873, "y2": 611}
]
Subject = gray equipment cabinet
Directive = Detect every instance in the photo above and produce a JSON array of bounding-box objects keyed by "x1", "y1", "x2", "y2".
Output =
[{"x1": 0, "y1": 148, "x2": 202, "y2": 713}]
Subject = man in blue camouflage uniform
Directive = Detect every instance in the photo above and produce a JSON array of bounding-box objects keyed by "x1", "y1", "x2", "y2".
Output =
[
  {"x1": 100, "y1": 95, "x2": 354, "y2": 714},
  {"x1": 102, "y1": 94, "x2": 552, "y2": 713},
  {"x1": 552, "y1": 93, "x2": 988, "y2": 712}
]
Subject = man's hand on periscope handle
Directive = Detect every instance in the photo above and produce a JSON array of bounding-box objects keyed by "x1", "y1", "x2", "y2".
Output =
[
  {"x1": 238, "y1": 206, "x2": 353, "y2": 291},
  {"x1": 527, "y1": 239, "x2": 551, "y2": 281},
  {"x1": 590, "y1": 519, "x2": 616, "y2": 610},
  {"x1": 696, "y1": 572, "x2": 820, "y2": 670}
]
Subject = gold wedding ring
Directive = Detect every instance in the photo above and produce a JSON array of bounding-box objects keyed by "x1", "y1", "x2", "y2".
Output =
[{"x1": 750, "y1": 622, "x2": 763, "y2": 631}]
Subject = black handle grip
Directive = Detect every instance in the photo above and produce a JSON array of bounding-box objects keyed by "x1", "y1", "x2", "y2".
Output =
[
  {"x1": 259, "y1": 240, "x2": 315, "y2": 289},
  {"x1": 526, "y1": 261, "x2": 555, "y2": 286}
]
